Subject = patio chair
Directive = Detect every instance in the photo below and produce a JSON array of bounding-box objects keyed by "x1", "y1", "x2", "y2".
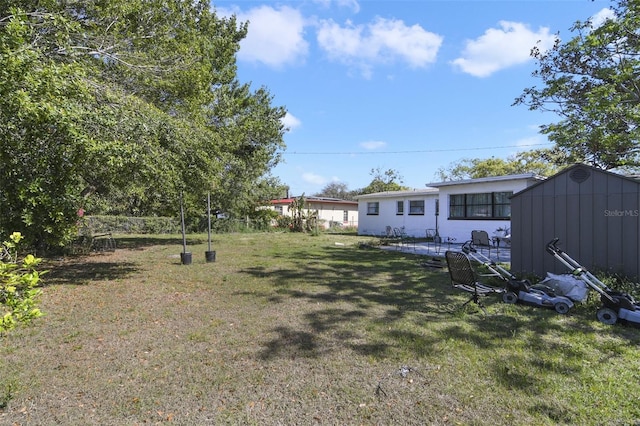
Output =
[
  {"x1": 425, "y1": 228, "x2": 440, "y2": 253},
  {"x1": 471, "y1": 230, "x2": 494, "y2": 257},
  {"x1": 445, "y1": 250, "x2": 503, "y2": 314},
  {"x1": 393, "y1": 227, "x2": 408, "y2": 250},
  {"x1": 381, "y1": 225, "x2": 393, "y2": 240}
]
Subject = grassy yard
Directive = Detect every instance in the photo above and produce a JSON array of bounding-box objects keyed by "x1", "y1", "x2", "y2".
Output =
[{"x1": 1, "y1": 232, "x2": 639, "y2": 425}]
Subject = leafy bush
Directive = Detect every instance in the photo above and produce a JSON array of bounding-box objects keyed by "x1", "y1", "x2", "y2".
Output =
[
  {"x1": 275, "y1": 215, "x2": 292, "y2": 230},
  {"x1": 84, "y1": 216, "x2": 181, "y2": 234},
  {"x1": 599, "y1": 273, "x2": 640, "y2": 302},
  {"x1": 1, "y1": 232, "x2": 44, "y2": 334}
]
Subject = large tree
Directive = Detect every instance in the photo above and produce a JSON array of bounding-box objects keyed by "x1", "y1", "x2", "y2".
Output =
[
  {"x1": 514, "y1": 0, "x2": 640, "y2": 171},
  {"x1": 435, "y1": 148, "x2": 564, "y2": 181},
  {"x1": 0, "y1": 1, "x2": 286, "y2": 249},
  {"x1": 313, "y1": 182, "x2": 354, "y2": 200},
  {"x1": 358, "y1": 167, "x2": 408, "y2": 194}
]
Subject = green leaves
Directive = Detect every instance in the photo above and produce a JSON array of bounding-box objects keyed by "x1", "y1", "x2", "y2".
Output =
[
  {"x1": 436, "y1": 149, "x2": 565, "y2": 181},
  {"x1": 0, "y1": 233, "x2": 43, "y2": 334},
  {"x1": 515, "y1": 0, "x2": 640, "y2": 171},
  {"x1": 359, "y1": 168, "x2": 408, "y2": 194},
  {"x1": 1, "y1": 1, "x2": 286, "y2": 247}
]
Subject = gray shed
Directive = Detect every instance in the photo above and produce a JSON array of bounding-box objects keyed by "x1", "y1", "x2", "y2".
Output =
[{"x1": 510, "y1": 164, "x2": 640, "y2": 280}]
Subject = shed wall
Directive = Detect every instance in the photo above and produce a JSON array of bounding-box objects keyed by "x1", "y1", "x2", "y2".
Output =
[{"x1": 511, "y1": 166, "x2": 640, "y2": 280}]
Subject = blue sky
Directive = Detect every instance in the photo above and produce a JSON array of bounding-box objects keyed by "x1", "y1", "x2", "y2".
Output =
[{"x1": 215, "y1": 0, "x2": 613, "y2": 196}]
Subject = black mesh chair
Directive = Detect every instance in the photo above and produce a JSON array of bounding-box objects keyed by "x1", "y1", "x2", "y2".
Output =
[{"x1": 445, "y1": 250, "x2": 503, "y2": 313}]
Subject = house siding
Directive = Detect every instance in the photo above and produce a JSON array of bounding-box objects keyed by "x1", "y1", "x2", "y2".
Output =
[
  {"x1": 356, "y1": 174, "x2": 541, "y2": 240},
  {"x1": 309, "y1": 201, "x2": 358, "y2": 227},
  {"x1": 357, "y1": 191, "x2": 438, "y2": 237},
  {"x1": 269, "y1": 198, "x2": 358, "y2": 228},
  {"x1": 511, "y1": 164, "x2": 640, "y2": 280},
  {"x1": 434, "y1": 181, "x2": 522, "y2": 243}
]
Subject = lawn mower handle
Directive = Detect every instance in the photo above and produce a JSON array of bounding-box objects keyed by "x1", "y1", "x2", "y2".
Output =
[
  {"x1": 545, "y1": 238, "x2": 561, "y2": 255},
  {"x1": 461, "y1": 240, "x2": 476, "y2": 254}
]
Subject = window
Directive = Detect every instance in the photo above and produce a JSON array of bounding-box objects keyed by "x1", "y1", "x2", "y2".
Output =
[
  {"x1": 449, "y1": 192, "x2": 512, "y2": 219},
  {"x1": 493, "y1": 191, "x2": 511, "y2": 218},
  {"x1": 396, "y1": 201, "x2": 404, "y2": 215},
  {"x1": 343, "y1": 210, "x2": 348, "y2": 222},
  {"x1": 274, "y1": 205, "x2": 283, "y2": 214},
  {"x1": 409, "y1": 200, "x2": 425, "y2": 215},
  {"x1": 367, "y1": 202, "x2": 379, "y2": 215}
]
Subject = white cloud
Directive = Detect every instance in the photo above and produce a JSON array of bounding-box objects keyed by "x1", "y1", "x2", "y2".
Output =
[
  {"x1": 590, "y1": 8, "x2": 615, "y2": 28},
  {"x1": 302, "y1": 172, "x2": 327, "y2": 185},
  {"x1": 451, "y1": 21, "x2": 557, "y2": 78},
  {"x1": 233, "y1": 6, "x2": 309, "y2": 68},
  {"x1": 281, "y1": 112, "x2": 302, "y2": 131},
  {"x1": 313, "y1": 0, "x2": 360, "y2": 13},
  {"x1": 317, "y1": 17, "x2": 443, "y2": 77},
  {"x1": 360, "y1": 140, "x2": 387, "y2": 150}
]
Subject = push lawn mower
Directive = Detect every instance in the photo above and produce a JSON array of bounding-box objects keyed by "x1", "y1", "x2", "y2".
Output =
[
  {"x1": 462, "y1": 241, "x2": 575, "y2": 314},
  {"x1": 546, "y1": 238, "x2": 640, "y2": 325}
]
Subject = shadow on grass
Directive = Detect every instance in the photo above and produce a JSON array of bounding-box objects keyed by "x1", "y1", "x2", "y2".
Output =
[
  {"x1": 240, "y1": 243, "x2": 640, "y2": 365},
  {"x1": 258, "y1": 326, "x2": 319, "y2": 360},
  {"x1": 45, "y1": 234, "x2": 216, "y2": 286},
  {"x1": 44, "y1": 259, "x2": 139, "y2": 286},
  {"x1": 113, "y1": 235, "x2": 207, "y2": 250}
]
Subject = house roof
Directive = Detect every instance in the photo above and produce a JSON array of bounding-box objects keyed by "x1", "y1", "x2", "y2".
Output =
[
  {"x1": 354, "y1": 188, "x2": 439, "y2": 200},
  {"x1": 426, "y1": 172, "x2": 545, "y2": 188},
  {"x1": 511, "y1": 163, "x2": 640, "y2": 198},
  {"x1": 623, "y1": 172, "x2": 640, "y2": 181},
  {"x1": 271, "y1": 196, "x2": 357, "y2": 206}
]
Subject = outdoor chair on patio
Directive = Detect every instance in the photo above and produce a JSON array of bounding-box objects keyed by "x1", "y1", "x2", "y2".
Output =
[
  {"x1": 471, "y1": 230, "x2": 494, "y2": 257},
  {"x1": 425, "y1": 228, "x2": 436, "y2": 247},
  {"x1": 393, "y1": 227, "x2": 410, "y2": 250},
  {"x1": 445, "y1": 250, "x2": 503, "y2": 314}
]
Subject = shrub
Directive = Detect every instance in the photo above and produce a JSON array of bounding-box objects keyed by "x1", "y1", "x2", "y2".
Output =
[
  {"x1": 84, "y1": 215, "x2": 181, "y2": 234},
  {"x1": 1, "y1": 232, "x2": 44, "y2": 334},
  {"x1": 275, "y1": 215, "x2": 292, "y2": 230}
]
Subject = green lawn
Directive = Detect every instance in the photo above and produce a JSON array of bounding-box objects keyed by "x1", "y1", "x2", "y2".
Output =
[{"x1": 1, "y1": 232, "x2": 639, "y2": 425}]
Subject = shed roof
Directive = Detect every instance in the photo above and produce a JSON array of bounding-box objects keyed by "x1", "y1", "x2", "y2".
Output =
[{"x1": 510, "y1": 164, "x2": 640, "y2": 198}]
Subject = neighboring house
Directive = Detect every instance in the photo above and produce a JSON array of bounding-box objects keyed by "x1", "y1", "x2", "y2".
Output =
[
  {"x1": 511, "y1": 164, "x2": 640, "y2": 280},
  {"x1": 269, "y1": 196, "x2": 358, "y2": 228},
  {"x1": 356, "y1": 173, "x2": 544, "y2": 241}
]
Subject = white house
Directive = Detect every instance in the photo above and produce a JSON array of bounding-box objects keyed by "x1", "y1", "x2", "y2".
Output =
[
  {"x1": 356, "y1": 173, "x2": 544, "y2": 242},
  {"x1": 356, "y1": 188, "x2": 439, "y2": 237},
  {"x1": 269, "y1": 196, "x2": 358, "y2": 228}
]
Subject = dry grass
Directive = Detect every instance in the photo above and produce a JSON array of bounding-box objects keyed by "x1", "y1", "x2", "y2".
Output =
[{"x1": 1, "y1": 232, "x2": 639, "y2": 425}]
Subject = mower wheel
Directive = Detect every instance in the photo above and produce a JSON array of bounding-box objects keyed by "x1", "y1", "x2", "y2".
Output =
[
  {"x1": 554, "y1": 302, "x2": 570, "y2": 314},
  {"x1": 596, "y1": 307, "x2": 618, "y2": 325},
  {"x1": 502, "y1": 292, "x2": 518, "y2": 304}
]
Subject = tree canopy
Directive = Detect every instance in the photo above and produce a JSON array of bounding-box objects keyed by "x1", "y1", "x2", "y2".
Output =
[
  {"x1": 435, "y1": 149, "x2": 564, "y2": 181},
  {"x1": 313, "y1": 182, "x2": 354, "y2": 200},
  {"x1": 310, "y1": 168, "x2": 407, "y2": 200},
  {"x1": 0, "y1": 1, "x2": 287, "y2": 249},
  {"x1": 359, "y1": 167, "x2": 408, "y2": 194},
  {"x1": 514, "y1": 0, "x2": 640, "y2": 171}
]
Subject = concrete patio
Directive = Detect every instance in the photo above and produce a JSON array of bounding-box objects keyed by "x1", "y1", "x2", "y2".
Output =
[{"x1": 380, "y1": 239, "x2": 512, "y2": 264}]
